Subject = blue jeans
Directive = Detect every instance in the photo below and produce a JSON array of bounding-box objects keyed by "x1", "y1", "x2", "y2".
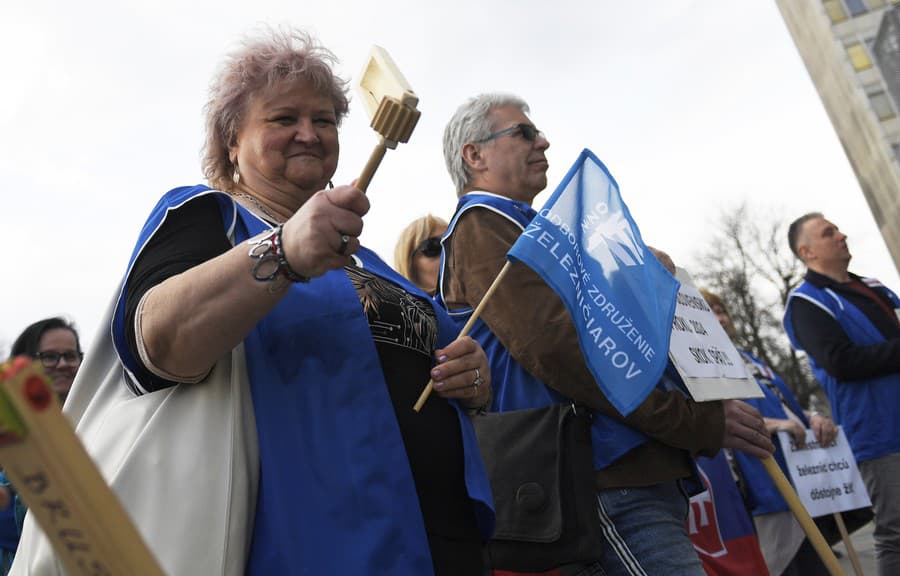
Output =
[{"x1": 592, "y1": 481, "x2": 705, "y2": 576}]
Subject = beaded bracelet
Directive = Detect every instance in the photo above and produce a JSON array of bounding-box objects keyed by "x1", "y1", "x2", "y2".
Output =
[{"x1": 247, "y1": 224, "x2": 310, "y2": 283}]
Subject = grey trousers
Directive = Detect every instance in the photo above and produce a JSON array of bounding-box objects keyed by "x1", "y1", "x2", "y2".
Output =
[{"x1": 859, "y1": 452, "x2": 900, "y2": 576}]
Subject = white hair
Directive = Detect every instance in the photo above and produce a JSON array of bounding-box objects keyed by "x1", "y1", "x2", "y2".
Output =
[{"x1": 442, "y1": 93, "x2": 529, "y2": 195}]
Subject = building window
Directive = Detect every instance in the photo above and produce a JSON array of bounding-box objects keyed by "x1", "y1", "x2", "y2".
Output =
[
  {"x1": 847, "y1": 42, "x2": 875, "y2": 69},
  {"x1": 844, "y1": 0, "x2": 869, "y2": 15},
  {"x1": 868, "y1": 90, "x2": 897, "y2": 120},
  {"x1": 825, "y1": 0, "x2": 849, "y2": 23}
]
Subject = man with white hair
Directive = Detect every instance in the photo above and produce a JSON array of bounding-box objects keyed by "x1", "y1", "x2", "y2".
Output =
[
  {"x1": 438, "y1": 93, "x2": 774, "y2": 576},
  {"x1": 784, "y1": 212, "x2": 900, "y2": 576}
]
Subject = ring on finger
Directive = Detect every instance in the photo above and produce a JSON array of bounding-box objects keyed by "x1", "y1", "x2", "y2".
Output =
[
  {"x1": 338, "y1": 233, "x2": 351, "y2": 256},
  {"x1": 472, "y1": 367, "x2": 484, "y2": 389}
]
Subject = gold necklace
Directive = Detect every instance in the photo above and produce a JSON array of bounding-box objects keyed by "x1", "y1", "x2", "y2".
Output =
[{"x1": 229, "y1": 191, "x2": 284, "y2": 225}]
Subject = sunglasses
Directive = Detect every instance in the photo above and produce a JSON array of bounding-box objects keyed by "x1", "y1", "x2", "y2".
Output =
[
  {"x1": 474, "y1": 123, "x2": 544, "y2": 143},
  {"x1": 417, "y1": 237, "x2": 442, "y2": 258},
  {"x1": 35, "y1": 350, "x2": 83, "y2": 368}
]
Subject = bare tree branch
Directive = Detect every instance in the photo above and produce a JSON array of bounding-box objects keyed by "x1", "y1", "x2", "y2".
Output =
[{"x1": 692, "y1": 203, "x2": 820, "y2": 408}]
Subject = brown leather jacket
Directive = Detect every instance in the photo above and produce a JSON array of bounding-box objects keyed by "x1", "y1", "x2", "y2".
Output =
[{"x1": 441, "y1": 203, "x2": 725, "y2": 489}]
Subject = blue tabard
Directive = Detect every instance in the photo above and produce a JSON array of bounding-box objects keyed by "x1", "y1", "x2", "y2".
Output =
[
  {"x1": 112, "y1": 185, "x2": 494, "y2": 575},
  {"x1": 784, "y1": 279, "x2": 900, "y2": 463},
  {"x1": 437, "y1": 192, "x2": 648, "y2": 470},
  {"x1": 732, "y1": 350, "x2": 809, "y2": 516},
  {"x1": 0, "y1": 472, "x2": 18, "y2": 556}
]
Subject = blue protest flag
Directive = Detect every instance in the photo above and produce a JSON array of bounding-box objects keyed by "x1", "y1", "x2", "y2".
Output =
[{"x1": 507, "y1": 148, "x2": 679, "y2": 415}]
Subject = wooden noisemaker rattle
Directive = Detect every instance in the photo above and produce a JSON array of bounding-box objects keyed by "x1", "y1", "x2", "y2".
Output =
[{"x1": 355, "y1": 46, "x2": 421, "y2": 192}]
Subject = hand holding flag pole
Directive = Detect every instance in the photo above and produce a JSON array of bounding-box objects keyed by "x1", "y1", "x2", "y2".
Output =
[
  {"x1": 413, "y1": 262, "x2": 512, "y2": 412},
  {"x1": 416, "y1": 149, "x2": 679, "y2": 415},
  {"x1": 355, "y1": 46, "x2": 420, "y2": 193}
]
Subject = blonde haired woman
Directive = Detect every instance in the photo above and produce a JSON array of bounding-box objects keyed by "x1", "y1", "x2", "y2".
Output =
[
  {"x1": 394, "y1": 214, "x2": 448, "y2": 295},
  {"x1": 12, "y1": 28, "x2": 492, "y2": 576}
]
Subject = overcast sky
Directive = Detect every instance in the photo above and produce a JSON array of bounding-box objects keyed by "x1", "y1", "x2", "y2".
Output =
[{"x1": 2, "y1": 0, "x2": 898, "y2": 353}]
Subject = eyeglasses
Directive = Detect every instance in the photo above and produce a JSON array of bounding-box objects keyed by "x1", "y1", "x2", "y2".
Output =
[
  {"x1": 35, "y1": 350, "x2": 83, "y2": 368},
  {"x1": 474, "y1": 123, "x2": 544, "y2": 144},
  {"x1": 417, "y1": 237, "x2": 442, "y2": 258}
]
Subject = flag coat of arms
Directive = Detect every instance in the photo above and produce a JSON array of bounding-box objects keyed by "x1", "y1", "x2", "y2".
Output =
[
  {"x1": 690, "y1": 453, "x2": 770, "y2": 575},
  {"x1": 507, "y1": 149, "x2": 679, "y2": 415}
]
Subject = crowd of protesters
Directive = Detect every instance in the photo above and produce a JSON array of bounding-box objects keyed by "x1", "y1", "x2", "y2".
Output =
[{"x1": 1, "y1": 25, "x2": 897, "y2": 576}]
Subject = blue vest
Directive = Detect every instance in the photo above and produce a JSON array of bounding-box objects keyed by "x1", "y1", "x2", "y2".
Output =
[
  {"x1": 784, "y1": 279, "x2": 900, "y2": 462},
  {"x1": 113, "y1": 185, "x2": 494, "y2": 575},
  {"x1": 0, "y1": 472, "x2": 18, "y2": 553},
  {"x1": 437, "y1": 192, "x2": 648, "y2": 470},
  {"x1": 732, "y1": 350, "x2": 809, "y2": 516}
]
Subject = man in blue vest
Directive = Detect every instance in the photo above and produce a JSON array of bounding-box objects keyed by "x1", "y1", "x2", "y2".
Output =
[
  {"x1": 784, "y1": 212, "x2": 900, "y2": 576},
  {"x1": 439, "y1": 92, "x2": 774, "y2": 576}
]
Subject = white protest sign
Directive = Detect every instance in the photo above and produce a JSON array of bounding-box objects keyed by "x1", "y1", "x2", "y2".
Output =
[
  {"x1": 778, "y1": 427, "x2": 871, "y2": 518},
  {"x1": 668, "y1": 269, "x2": 763, "y2": 401}
]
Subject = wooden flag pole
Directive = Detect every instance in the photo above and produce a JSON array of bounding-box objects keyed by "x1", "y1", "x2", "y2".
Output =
[
  {"x1": 0, "y1": 358, "x2": 164, "y2": 576},
  {"x1": 833, "y1": 512, "x2": 864, "y2": 576},
  {"x1": 760, "y1": 455, "x2": 845, "y2": 576},
  {"x1": 413, "y1": 261, "x2": 513, "y2": 412}
]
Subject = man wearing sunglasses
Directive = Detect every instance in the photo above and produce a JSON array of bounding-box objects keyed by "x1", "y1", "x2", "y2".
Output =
[{"x1": 438, "y1": 93, "x2": 772, "y2": 576}]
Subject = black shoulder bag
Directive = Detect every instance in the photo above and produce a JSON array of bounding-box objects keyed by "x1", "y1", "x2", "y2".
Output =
[{"x1": 471, "y1": 403, "x2": 604, "y2": 572}]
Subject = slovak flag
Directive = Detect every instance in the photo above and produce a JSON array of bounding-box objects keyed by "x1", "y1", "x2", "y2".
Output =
[
  {"x1": 507, "y1": 149, "x2": 679, "y2": 415},
  {"x1": 689, "y1": 452, "x2": 769, "y2": 575}
]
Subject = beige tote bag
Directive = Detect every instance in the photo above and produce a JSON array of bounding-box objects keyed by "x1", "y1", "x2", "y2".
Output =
[{"x1": 11, "y1": 289, "x2": 259, "y2": 575}]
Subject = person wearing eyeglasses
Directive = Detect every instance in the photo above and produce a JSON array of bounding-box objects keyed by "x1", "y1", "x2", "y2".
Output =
[
  {"x1": 0, "y1": 317, "x2": 82, "y2": 574},
  {"x1": 394, "y1": 215, "x2": 448, "y2": 295},
  {"x1": 438, "y1": 93, "x2": 773, "y2": 575},
  {"x1": 9, "y1": 317, "x2": 82, "y2": 403},
  {"x1": 12, "y1": 29, "x2": 494, "y2": 576}
]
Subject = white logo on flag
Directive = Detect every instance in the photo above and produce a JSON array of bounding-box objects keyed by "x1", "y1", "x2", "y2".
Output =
[{"x1": 586, "y1": 213, "x2": 644, "y2": 275}]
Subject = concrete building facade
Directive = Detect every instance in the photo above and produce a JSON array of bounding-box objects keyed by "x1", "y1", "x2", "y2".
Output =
[{"x1": 776, "y1": 0, "x2": 900, "y2": 272}]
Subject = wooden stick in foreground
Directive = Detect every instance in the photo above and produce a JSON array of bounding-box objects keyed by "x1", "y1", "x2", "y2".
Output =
[
  {"x1": 0, "y1": 359, "x2": 164, "y2": 576},
  {"x1": 834, "y1": 511, "x2": 865, "y2": 576},
  {"x1": 760, "y1": 455, "x2": 845, "y2": 576},
  {"x1": 414, "y1": 261, "x2": 513, "y2": 412}
]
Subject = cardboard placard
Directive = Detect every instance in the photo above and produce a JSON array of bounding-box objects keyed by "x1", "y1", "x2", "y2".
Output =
[
  {"x1": 778, "y1": 427, "x2": 871, "y2": 518},
  {"x1": 668, "y1": 269, "x2": 763, "y2": 401}
]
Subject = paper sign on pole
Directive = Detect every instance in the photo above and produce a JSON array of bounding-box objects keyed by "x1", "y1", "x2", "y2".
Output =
[
  {"x1": 778, "y1": 427, "x2": 871, "y2": 518},
  {"x1": 668, "y1": 269, "x2": 763, "y2": 401}
]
